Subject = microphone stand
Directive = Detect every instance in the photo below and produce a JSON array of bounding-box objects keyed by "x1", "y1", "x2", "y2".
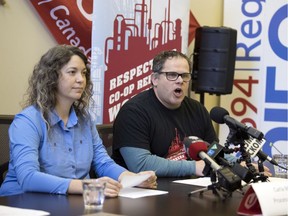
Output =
[
  {"x1": 254, "y1": 157, "x2": 268, "y2": 182},
  {"x1": 188, "y1": 162, "x2": 233, "y2": 201},
  {"x1": 225, "y1": 128, "x2": 268, "y2": 183}
]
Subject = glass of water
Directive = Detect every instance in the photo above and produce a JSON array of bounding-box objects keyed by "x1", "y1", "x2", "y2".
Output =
[{"x1": 82, "y1": 179, "x2": 106, "y2": 209}]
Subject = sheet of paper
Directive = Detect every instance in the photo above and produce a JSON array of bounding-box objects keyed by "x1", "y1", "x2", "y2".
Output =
[
  {"x1": 173, "y1": 177, "x2": 248, "y2": 187},
  {"x1": 173, "y1": 177, "x2": 212, "y2": 187},
  {"x1": 0, "y1": 205, "x2": 50, "y2": 216},
  {"x1": 120, "y1": 173, "x2": 151, "y2": 188},
  {"x1": 119, "y1": 187, "x2": 168, "y2": 199}
]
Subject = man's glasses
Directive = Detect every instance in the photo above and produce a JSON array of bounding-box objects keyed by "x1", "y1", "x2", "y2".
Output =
[{"x1": 157, "y1": 71, "x2": 191, "y2": 82}]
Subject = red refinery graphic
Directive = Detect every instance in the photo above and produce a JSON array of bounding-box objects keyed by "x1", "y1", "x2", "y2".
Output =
[{"x1": 103, "y1": 0, "x2": 193, "y2": 123}]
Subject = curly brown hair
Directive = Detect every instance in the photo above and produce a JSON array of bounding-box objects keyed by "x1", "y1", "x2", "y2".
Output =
[{"x1": 22, "y1": 44, "x2": 93, "y2": 125}]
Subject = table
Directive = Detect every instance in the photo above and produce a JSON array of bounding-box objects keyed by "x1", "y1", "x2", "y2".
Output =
[{"x1": 0, "y1": 178, "x2": 245, "y2": 216}]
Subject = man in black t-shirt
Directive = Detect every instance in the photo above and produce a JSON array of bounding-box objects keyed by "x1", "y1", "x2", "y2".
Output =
[
  {"x1": 112, "y1": 50, "x2": 272, "y2": 179},
  {"x1": 112, "y1": 50, "x2": 217, "y2": 177}
]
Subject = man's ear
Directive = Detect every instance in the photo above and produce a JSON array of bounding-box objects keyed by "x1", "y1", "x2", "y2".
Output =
[{"x1": 151, "y1": 73, "x2": 158, "y2": 87}]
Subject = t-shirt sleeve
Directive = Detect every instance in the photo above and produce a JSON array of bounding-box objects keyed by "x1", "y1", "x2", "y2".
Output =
[
  {"x1": 120, "y1": 146, "x2": 197, "y2": 177},
  {"x1": 113, "y1": 104, "x2": 151, "y2": 151}
]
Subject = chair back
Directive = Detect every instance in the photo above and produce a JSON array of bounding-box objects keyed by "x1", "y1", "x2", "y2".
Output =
[
  {"x1": 96, "y1": 124, "x2": 113, "y2": 156},
  {"x1": 0, "y1": 115, "x2": 14, "y2": 185},
  {"x1": 89, "y1": 124, "x2": 113, "y2": 178}
]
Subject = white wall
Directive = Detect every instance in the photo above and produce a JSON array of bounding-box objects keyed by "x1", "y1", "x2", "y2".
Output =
[
  {"x1": 0, "y1": 1, "x2": 56, "y2": 115},
  {"x1": 0, "y1": 0, "x2": 223, "y2": 116}
]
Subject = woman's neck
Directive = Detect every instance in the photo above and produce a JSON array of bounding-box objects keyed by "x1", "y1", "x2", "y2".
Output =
[{"x1": 55, "y1": 101, "x2": 73, "y2": 126}]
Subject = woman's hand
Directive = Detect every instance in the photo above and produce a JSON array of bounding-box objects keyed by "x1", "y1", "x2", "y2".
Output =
[
  {"x1": 96, "y1": 176, "x2": 122, "y2": 197},
  {"x1": 136, "y1": 171, "x2": 157, "y2": 189},
  {"x1": 69, "y1": 177, "x2": 122, "y2": 197},
  {"x1": 118, "y1": 170, "x2": 157, "y2": 189}
]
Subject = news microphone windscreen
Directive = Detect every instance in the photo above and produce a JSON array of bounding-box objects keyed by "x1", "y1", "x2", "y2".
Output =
[
  {"x1": 210, "y1": 106, "x2": 229, "y2": 124},
  {"x1": 183, "y1": 136, "x2": 199, "y2": 147},
  {"x1": 188, "y1": 141, "x2": 208, "y2": 161}
]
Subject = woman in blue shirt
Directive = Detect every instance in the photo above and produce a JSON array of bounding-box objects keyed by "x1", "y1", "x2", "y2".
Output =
[{"x1": 0, "y1": 45, "x2": 156, "y2": 196}]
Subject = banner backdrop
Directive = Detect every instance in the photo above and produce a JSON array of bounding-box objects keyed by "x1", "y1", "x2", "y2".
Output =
[
  {"x1": 30, "y1": 0, "x2": 199, "y2": 124},
  {"x1": 222, "y1": 0, "x2": 288, "y2": 175},
  {"x1": 91, "y1": 0, "x2": 191, "y2": 124},
  {"x1": 30, "y1": 0, "x2": 93, "y2": 60}
]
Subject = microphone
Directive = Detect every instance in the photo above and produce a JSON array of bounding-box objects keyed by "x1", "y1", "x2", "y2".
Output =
[
  {"x1": 244, "y1": 137, "x2": 278, "y2": 166},
  {"x1": 183, "y1": 137, "x2": 242, "y2": 191},
  {"x1": 210, "y1": 106, "x2": 264, "y2": 140},
  {"x1": 206, "y1": 141, "x2": 225, "y2": 163},
  {"x1": 210, "y1": 106, "x2": 278, "y2": 166},
  {"x1": 207, "y1": 141, "x2": 255, "y2": 183},
  {"x1": 183, "y1": 137, "x2": 221, "y2": 170}
]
